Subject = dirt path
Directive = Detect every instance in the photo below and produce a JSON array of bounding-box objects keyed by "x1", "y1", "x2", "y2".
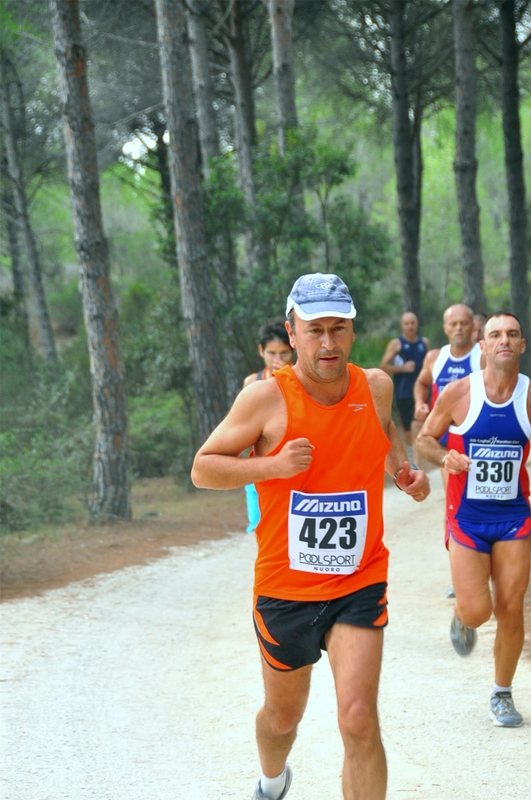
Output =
[{"x1": 1, "y1": 471, "x2": 530, "y2": 799}]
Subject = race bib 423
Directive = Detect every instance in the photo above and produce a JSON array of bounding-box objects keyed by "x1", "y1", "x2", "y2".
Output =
[{"x1": 288, "y1": 490, "x2": 368, "y2": 575}]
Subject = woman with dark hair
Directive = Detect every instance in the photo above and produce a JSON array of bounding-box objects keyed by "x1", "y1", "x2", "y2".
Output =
[{"x1": 242, "y1": 319, "x2": 294, "y2": 532}]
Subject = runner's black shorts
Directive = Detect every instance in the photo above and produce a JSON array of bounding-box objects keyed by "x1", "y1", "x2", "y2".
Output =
[
  {"x1": 253, "y1": 582, "x2": 388, "y2": 671},
  {"x1": 395, "y1": 397, "x2": 415, "y2": 431}
]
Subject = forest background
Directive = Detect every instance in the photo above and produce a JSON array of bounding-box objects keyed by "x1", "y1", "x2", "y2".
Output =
[{"x1": 1, "y1": 0, "x2": 530, "y2": 533}]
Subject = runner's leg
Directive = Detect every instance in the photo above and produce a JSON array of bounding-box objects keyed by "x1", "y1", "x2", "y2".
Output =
[
  {"x1": 448, "y1": 538, "x2": 491, "y2": 628},
  {"x1": 326, "y1": 624, "x2": 385, "y2": 800},
  {"x1": 491, "y1": 538, "x2": 531, "y2": 686},
  {"x1": 255, "y1": 658, "x2": 312, "y2": 778}
]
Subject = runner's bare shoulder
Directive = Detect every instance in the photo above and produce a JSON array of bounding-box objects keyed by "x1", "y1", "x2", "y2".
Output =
[
  {"x1": 423, "y1": 348, "x2": 440, "y2": 367},
  {"x1": 238, "y1": 373, "x2": 285, "y2": 417},
  {"x1": 363, "y1": 367, "x2": 393, "y2": 393},
  {"x1": 242, "y1": 372, "x2": 259, "y2": 388},
  {"x1": 239, "y1": 374, "x2": 287, "y2": 453},
  {"x1": 435, "y1": 374, "x2": 471, "y2": 409}
]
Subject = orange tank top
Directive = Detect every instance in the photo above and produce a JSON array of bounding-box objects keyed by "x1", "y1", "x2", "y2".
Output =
[{"x1": 254, "y1": 363, "x2": 391, "y2": 601}]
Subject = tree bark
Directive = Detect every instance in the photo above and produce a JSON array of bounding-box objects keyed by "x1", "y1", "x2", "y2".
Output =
[
  {"x1": 224, "y1": 0, "x2": 261, "y2": 272},
  {"x1": 498, "y1": 0, "x2": 530, "y2": 376},
  {"x1": 453, "y1": 0, "x2": 486, "y2": 314},
  {"x1": 1, "y1": 156, "x2": 25, "y2": 301},
  {"x1": 389, "y1": 0, "x2": 422, "y2": 318},
  {"x1": 155, "y1": 0, "x2": 228, "y2": 441},
  {"x1": 186, "y1": 3, "x2": 241, "y2": 400},
  {"x1": 267, "y1": 0, "x2": 305, "y2": 223},
  {"x1": 50, "y1": 0, "x2": 131, "y2": 519},
  {"x1": 1, "y1": 155, "x2": 32, "y2": 358},
  {"x1": 151, "y1": 114, "x2": 173, "y2": 206},
  {"x1": 0, "y1": 52, "x2": 58, "y2": 365},
  {"x1": 186, "y1": 1, "x2": 220, "y2": 176},
  {"x1": 268, "y1": 0, "x2": 298, "y2": 153},
  {"x1": 225, "y1": 3, "x2": 257, "y2": 195}
]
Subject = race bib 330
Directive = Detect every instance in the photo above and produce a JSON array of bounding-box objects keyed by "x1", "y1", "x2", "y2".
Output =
[{"x1": 467, "y1": 443, "x2": 523, "y2": 501}]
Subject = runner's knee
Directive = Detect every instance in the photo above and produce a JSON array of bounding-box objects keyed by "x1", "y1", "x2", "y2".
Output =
[
  {"x1": 260, "y1": 703, "x2": 303, "y2": 736},
  {"x1": 457, "y1": 597, "x2": 492, "y2": 629},
  {"x1": 493, "y1": 594, "x2": 524, "y2": 628},
  {"x1": 337, "y1": 696, "x2": 379, "y2": 743}
]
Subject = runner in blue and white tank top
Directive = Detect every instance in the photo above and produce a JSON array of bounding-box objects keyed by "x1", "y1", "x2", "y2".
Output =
[
  {"x1": 414, "y1": 304, "x2": 483, "y2": 597},
  {"x1": 414, "y1": 304, "x2": 481, "y2": 427},
  {"x1": 418, "y1": 313, "x2": 531, "y2": 728},
  {"x1": 446, "y1": 369, "x2": 530, "y2": 533},
  {"x1": 430, "y1": 343, "x2": 482, "y2": 446},
  {"x1": 430, "y1": 342, "x2": 482, "y2": 407}
]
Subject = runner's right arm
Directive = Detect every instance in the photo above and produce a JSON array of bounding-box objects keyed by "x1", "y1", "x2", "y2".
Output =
[
  {"x1": 417, "y1": 379, "x2": 471, "y2": 474},
  {"x1": 413, "y1": 349, "x2": 439, "y2": 421},
  {"x1": 191, "y1": 380, "x2": 313, "y2": 490}
]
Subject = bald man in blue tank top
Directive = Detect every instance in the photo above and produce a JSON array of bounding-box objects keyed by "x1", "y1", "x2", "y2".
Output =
[{"x1": 418, "y1": 313, "x2": 531, "y2": 728}]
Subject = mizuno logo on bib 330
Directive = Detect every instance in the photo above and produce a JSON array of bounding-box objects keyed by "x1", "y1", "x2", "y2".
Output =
[{"x1": 470, "y1": 445, "x2": 520, "y2": 460}]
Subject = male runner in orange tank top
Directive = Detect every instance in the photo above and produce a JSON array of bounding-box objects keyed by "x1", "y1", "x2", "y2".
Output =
[{"x1": 192, "y1": 274, "x2": 430, "y2": 800}]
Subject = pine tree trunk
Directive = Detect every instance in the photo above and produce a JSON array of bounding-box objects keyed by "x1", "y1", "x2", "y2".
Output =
[
  {"x1": 50, "y1": 0, "x2": 131, "y2": 519},
  {"x1": 187, "y1": 4, "x2": 241, "y2": 399},
  {"x1": 0, "y1": 53, "x2": 58, "y2": 365},
  {"x1": 155, "y1": 0, "x2": 228, "y2": 441},
  {"x1": 389, "y1": 0, "x2": 422, "y2": 319},
  {"x1": 225, "y1": 0, "x2": 261, "y2": 273},
  {"x1": 453, "y1": 0, "x2": 486, "y2": 314},
  {"x1": 1, "y1": 158, "x2": 32, "y2": 358},
  {"x1": 187, "y1": 1, "x2": 220, "y2": 176},
  {"x1": 499, "y1": 0, "x2": 530, "y2": 376},
  {"x1": 268, "y1": 0, "x2": 305, "y2": 222},
  {"x1": 268, "y1": 0, "x2": 298, "y2": 152},
  {"x1": 6, "y1": 205, "x2": 25, "y2": 301}
]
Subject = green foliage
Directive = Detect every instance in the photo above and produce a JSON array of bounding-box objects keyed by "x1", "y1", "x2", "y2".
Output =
[
  {"x1": 253, "y1": 127, "x2": 321, "y2": 253},
  {"x1": 101, "y1": 167, "x2": 170, "y2": 281},
  {"x1": 0, "y1": 423, "x2": 92, "y2": 532},
  {"x1": 0, "y1": 301, "x2": 93, "y2": 532},
  {"x1": 203, "y1": 153, "x2": 247, "y2": 242},
  {"x1": 119, "y1": 278, "x2": 191, "y2": 397},
  {"x1": 0, "y1": 369, "x2": 93, "y2": 533},
  {"x1": 301, "y1": 135, "x2": 357, "y2": 203},
  {"x1": 327, "y1": 196, "x2": 392, "y2": 330},
  {"x1": 194, "y1": 128, "x2": 395, "y2": 370},
  {"x1": 0, "y1": 296, "x2": 32, "y2": 408},
  {"x1": 128, "y1": 393, "x2": 195, "y2": 480},
  {"x1": 29, "y1": 184, "x2": 77, "y2": 286},
  {"x1": 350, "y1": 335, "x2": 389, "y2": 370},
  {"x1": 48, "y1": 280, "x2": 83, "y2": 335}
]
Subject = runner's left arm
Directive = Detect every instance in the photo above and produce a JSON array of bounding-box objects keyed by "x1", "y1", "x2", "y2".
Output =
[{"x1": 366, "y1": 369, "x2": 430, "y2": 501}]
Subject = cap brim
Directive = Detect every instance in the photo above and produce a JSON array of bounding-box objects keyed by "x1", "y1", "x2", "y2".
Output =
[{"x1": 286, "y1": 299, "x2": 357, "y2": 321}]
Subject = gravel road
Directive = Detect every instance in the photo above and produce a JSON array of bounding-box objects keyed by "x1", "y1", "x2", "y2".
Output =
[{"x1": 1, "y1": 471, "x2": 530, "y2": 799}]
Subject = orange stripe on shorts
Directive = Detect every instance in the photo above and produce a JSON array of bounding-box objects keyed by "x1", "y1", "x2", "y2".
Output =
[
  {"x1": 258, "y1": 638, "x2": 291, "y2": 670},
  {"x1": 253, "y1": 605, "x2": 280, "y2": 646}
]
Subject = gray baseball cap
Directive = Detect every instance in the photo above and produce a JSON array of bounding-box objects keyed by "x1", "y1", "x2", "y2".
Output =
[{"x1": 286, "y1": 273, "x2": 357, "y2": 321}]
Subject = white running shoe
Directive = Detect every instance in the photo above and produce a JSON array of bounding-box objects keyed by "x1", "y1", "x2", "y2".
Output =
[
  {"x1": 490, "y1": 692, "x2": 523, "y2": 727},
  {"x1": 450, "y1": 615, "x2": 477, "y2": 656},
  {"x1": 252, "y1": 766, "x2": 293, "y2": 800}
]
